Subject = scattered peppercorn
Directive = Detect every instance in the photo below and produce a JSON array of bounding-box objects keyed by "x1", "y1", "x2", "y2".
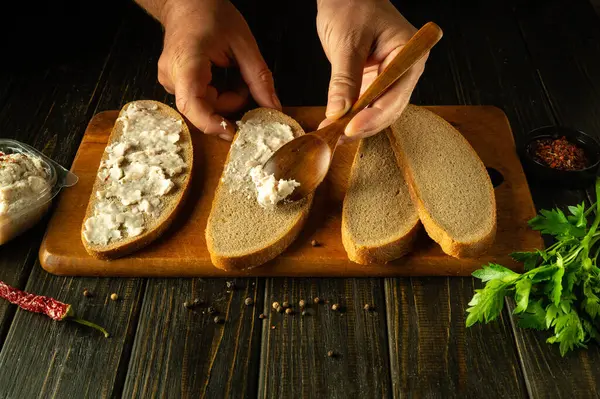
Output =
[
  {"x1": 214, "y1": 316, "x2": 223, "y2": 324},
  {"x1": 193, "y1": 298, "x2": 202, "y2": 306},
  {"x1": 110, "y1": 293, "x2": 118, "y2": 301},
  {"x1": 364, "y1": 304, "x2": 371, "y2": 311},
  {"x1": 272, "y1": 301, "x2": 280, "y2": 310},
  {"x1": 259, "y1": 313, "x2": 266, "y2": 319},
  {"x1": 331, "y1": 303, "x2": 340, "y2": 311},
  {"x1": 285, "y1": 308, "x2": 293, "y2": 315},
  {"x1": 244, "y1": 297, "x2": 254, "y2": 306},
  {"x1": 327, "y1": 350, "x2": 335, "y2": 357},
  {"x1": 531, "y1": 136, "x2": 589, "y2": 171},
  {"x1": 207, "y1": 306, "x2": 216, "y2": 314},
  {"x1": 311, "y1": 239, "x2": 320, "y2": 247},
  {"x1": 299, "y1": 299, "x2": 306, "y2": 308},
  {"x1": 83, "y1": 289, "x2": 92, "y2": 298},
  {"x1": 277, "y1": 306, "x2": 284, "y2": 313},
  {"x1": 313, "y1": 297, "x2": 320, "y2": 304},
  {"x1": 282, "y1": 301, "x2": 290, "y2": 309}
]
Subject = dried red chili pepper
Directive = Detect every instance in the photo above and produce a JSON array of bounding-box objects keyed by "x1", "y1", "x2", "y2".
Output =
[
  {"x1": 532, "y1": 136, "x2": 589, "y2": 171},
  {"x1": 0, "y1": 281, "x2": 109, "y2": 337}
]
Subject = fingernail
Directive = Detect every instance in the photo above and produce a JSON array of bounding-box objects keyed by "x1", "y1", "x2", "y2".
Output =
[
  {"x1": 326, "y1": 97, "x2": 348, "y2": 119},
  {"x1": 272, "y1": 94, "x2": 282, "y2": 110},
  {"x1": 219, "y1": 133, "x2": 233, "y2": 141}
]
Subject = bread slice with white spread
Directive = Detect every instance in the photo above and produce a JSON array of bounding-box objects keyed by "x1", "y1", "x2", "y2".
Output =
[
  {"x1": 205, "y1": 108, "x2": 313, "y2": 271},
  {"x1": 81, "y1": 100, "x2": 193, "y2": 259},
  {"x1": 341, "y1": 130, "x2": 421, "y2": 265},
  {"x1": 387, "y1": 104, "x2": 496, "y2": 258}
]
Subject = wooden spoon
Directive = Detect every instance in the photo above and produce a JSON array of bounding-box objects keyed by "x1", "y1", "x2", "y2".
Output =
[{"x1": 262, "y1": 21, "x2": 443, "y2": 201}]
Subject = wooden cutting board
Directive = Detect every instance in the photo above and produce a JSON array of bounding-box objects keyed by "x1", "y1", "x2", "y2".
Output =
[{"x1": 39, "y1": 105, "x2": 543, "y2": 277}]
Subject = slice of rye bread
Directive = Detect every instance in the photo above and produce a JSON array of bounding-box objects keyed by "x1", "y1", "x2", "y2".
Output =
[
  {"x1": 341, "y1": 130, "x2": 421, "y2": 265},
  {"x1": 387, "y1": 104, "x2": 496, "y2": 258},
  {"x1": 205, "y1": 108, "x2": 314, "y2": 271},
  {"x1": 81, "y1": 100, "x2": 193, "y2": 259}
]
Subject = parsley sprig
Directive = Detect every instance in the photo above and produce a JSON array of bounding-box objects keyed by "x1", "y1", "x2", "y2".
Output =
[{"x1": 466, "y1": 178, "x2": 600, "y2": 356}]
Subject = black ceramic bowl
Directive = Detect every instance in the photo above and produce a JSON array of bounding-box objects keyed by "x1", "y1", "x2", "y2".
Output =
[{"x1": 520, "y1": 126, "x2": 600, "y2": 189}]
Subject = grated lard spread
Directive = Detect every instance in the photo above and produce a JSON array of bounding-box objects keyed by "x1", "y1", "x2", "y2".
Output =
[
  {"x1": 0, "y1": 152, "x2": 51, "y2": 217},
  {"x1": 83, "y1": 102, "x2": 187, "y2": 246},
  {"x1": 223, "y1": 119, "x2": 300, "y2": 207}
]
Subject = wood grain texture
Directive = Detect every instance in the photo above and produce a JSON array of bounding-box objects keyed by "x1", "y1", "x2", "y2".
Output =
[
  {"x1": 507, "y1": 1, "x2": 600, "y2": 397},
  {"x1": 0, "y1": 0, "x2": 122, "y2": 350},
  {"x1": 122, "y1": 278, "x2": 263, "y2": 398},
  {"x1": 385, "y1": 278, "x2": 527, "y2": 398},
  {"x1": 381, "y1": 0, "x2": 552, "y2": 397},
  {"x1": 0, "y1": 265, "x2": 144, "y2": 399},
  {"x1": 259, "y1": 278, "x2": 391, "y2": 398},
  {"x1": 39, "y1": 105, "x2": 542, "y2": 277}
]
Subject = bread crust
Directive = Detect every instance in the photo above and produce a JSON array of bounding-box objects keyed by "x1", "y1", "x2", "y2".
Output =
[
  {"x1": 81, "y1": 100, "x2": 194, "y2": 259},
  {"x1": 341, "y1": 130, "x2": 421, "y2": 265},
  {"x1": 205, "y1": 108, "x2": 314, "y2": 271},
  {"x1": 387, "y1": 105, "x2": 496, "y2": 258}
]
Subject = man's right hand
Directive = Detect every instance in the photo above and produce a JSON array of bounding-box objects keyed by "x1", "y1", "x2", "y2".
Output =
[{"x1": 137, "y1": 0, "x2": 281, "y2": 140}]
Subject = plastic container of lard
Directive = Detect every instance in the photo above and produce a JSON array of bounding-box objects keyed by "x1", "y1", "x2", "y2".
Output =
[{"x1": 0, "y1": 139, "x2": 78, "y2": 245}]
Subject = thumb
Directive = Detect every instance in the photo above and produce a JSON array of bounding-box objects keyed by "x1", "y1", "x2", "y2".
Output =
[{"x1": 325, "y1": 43, "x2": 368, "y2": 120}]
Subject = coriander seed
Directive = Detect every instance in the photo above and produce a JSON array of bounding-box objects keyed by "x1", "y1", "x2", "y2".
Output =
[
  {"x1": 83, "y1": 289, "x2": 92, "y2": 298},
  {"x1": 213, "y1": 316, "x2": 222, "y2": 324},
  {"x1": 311, "y1": 239, "x2": 320, "y2": 247},
  {"x1": 285, "y1": 308, "x2": 293, "y2": 315},
  {"x1": 327, "y1": 350, "x2": 334, "y2": 357},
  {"x1": 364, "y1": 304, "x2": 371, "y2": 311},
  {"x1": 226, "y1": 281, "x2": 235, "y2": 290},
  {"x1": 183, "y1": 301, "x2": 192, "y2": 309},
  {"x1": 299, "y1": 299, "x2": 306, "y2": 308},
  {"x1": 259, "y1": 314, "x2": 266, "y2": 319},
  {"x1": 282, "y1": 301, "x2": 290, "y2": 308},
  {"x1": 313, "y1": 297, "x2": 320, "y2": 304},
  {"x1": 245, "y1": 297, "x2": 254, "y2": 306},
  {"x1": 110, "y1": 293, "x2": 118, "y2": 301},
  {"x1": 193, "y1": 298, "x2": 202, "y2": 306},
  {"x1": 272, "y1": 301, "x2": 280, "y2": 310},
  {"x1": 331, "y1": 303, "x2": 339, "y2": 311},
  {"x1": 277, "y1": 306, "x2": 284, "y2": 313}
]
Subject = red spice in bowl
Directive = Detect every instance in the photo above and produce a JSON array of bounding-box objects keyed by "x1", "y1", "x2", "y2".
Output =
[{"x1": 530, "y1": 136, "x2": 589, "y2": 171}]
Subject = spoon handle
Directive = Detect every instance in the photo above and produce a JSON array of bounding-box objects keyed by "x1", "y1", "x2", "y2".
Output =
[{"x1": 345, "y1": 22, "x2": 443, "y2": 120}]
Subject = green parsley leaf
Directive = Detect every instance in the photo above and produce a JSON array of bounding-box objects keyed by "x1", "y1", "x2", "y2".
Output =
[
  {"x1": 567, "y1": 203, "x2": 587, "y2": 228},
  {"x1": 514, "y1": 278, "x2": 532, "y2": 314},
  {"x1": 511, "y1": 251, "x2": 541, "y2": 271},
  {"x1": 546, "y1": 305, "x2": 586, "y2": 356},
  {"x1": 472, "y1": 263, "x2": 519, "y2": 283},
  {"x1": 529, "y1": 208, "x2": 586, "y2": 239},
  {"x1": 466, "y1": 280, "x2": 507, "y2": 327},
  {"x1": 550, "y1": 261, "x2": 565, "y2": 306},
  {"x1": 517, "y1": 300, "x2": 546, "y2": 330},
  {"x1": 582, "y1": 319, "x2": 600, "y2": 343},
  {"x1": 583, "y1": 277, "x2": 600, "y2": 319}
]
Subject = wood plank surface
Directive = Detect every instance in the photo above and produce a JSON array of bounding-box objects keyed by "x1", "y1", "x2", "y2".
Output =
[
  {"x1": 381, "y1": 0, "x2": 533, "y2": 397},
  {"x1": 123, "y1": 278, "x2": 264, "y2": 398},
  {"x1": 0, "y1": 0, "x2": 122, "y2": 352},
  {"x1": 506, "y1": 1, "x2": 600, "y2": 397},
  {"x1": 259, "y1": 278, "x2": 391, "y2": 398},
  {"x1": 39, "y1": 105, "x2": 542, "y2": 277}
]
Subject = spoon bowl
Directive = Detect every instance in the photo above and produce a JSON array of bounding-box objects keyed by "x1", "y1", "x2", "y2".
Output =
[{"x1": 262, "y1": 133, "x2": 332, "y2": 201}]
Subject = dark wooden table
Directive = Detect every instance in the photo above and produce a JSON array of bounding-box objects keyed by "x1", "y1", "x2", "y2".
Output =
[{"x1": 2, "y1": 0, "x2": 600, "y2": 397}]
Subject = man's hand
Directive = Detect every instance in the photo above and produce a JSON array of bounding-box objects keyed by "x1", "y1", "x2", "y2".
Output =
[
  {"x1": 135, "y1": 0, "x2": 281, "y2": 140},
  {"x1": 316, "y1": 0, "x2": 427, "y2": 142}
]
